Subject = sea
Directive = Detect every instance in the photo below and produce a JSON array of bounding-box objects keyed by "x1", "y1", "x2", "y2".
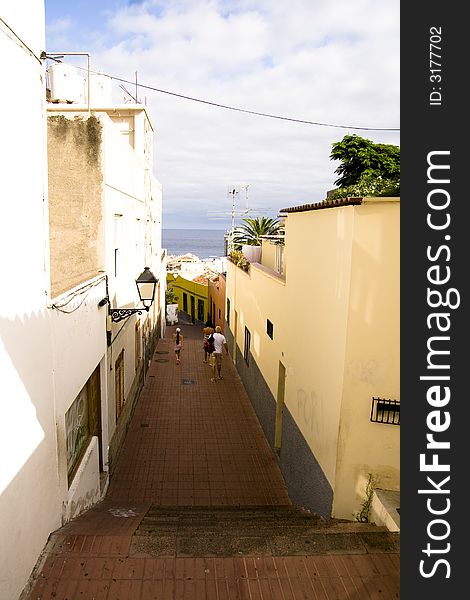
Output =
[{"x1": 163, "y1": 228, "x2": 226, "y2": 259}]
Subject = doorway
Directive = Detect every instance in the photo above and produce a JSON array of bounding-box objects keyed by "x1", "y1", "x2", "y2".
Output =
[
  {"x1": 275, "y1": 361, "x2": 286, "y2": 452},
  {"x1": 115, "y1": 350, "x2": 125, "y2": 420},
  {"x1": 232, "y1": 310, "x2": 238, "y2": 362}
]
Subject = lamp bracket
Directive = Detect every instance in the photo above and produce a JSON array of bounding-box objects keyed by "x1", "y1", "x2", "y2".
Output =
[{"x1": 109, "y1": 307, "x2": 149, "y2": 323}]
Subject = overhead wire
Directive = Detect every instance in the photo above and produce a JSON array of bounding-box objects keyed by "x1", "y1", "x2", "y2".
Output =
[
  {"x1": 44, "y1": 56, "x2": 399, "y2": 132},
  {"x1": 110, "y1": 74, "x2": 399, "y2": 132}
]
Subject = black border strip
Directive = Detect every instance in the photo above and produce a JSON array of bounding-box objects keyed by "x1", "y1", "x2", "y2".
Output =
[{"x1": 401, "y1": 4, "x2": 466, "y2": 597}]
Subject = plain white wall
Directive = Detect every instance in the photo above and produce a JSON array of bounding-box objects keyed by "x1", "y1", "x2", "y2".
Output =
[{"x1": 0, "y1": 3, "x2": 62, "y2": 598}]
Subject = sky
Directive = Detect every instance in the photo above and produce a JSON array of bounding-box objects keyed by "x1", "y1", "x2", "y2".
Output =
[{"x1": 44, "y1": 0, "x2": 400, "y2": 230}]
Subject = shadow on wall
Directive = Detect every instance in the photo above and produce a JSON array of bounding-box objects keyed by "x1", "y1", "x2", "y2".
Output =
[
  {"x1": 224, "y1": 325, "x2": 333, "y2": 520},
  {"x1": 0, "y1": 311, "x2": 61, "y2": 599}
]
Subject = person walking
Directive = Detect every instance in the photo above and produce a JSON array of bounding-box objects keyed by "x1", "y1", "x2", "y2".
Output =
[
  {"x1": 202, "y1": 319, "x2": 214, "y2": 363},
  {"x1": 173, "y1": 327, "x2": 183, "y2": 364},
  {"x1": 210, "y1": 325, "x2": 229, "y2": 381}
]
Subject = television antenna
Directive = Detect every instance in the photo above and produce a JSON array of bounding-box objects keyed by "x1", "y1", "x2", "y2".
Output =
[{"x1": 207, "y1": 185, "x2": 271, "y2": 253}]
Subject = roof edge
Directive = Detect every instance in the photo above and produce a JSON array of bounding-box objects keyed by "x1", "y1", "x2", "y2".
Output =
[{"x1": 279, "y1": 196, "x2": 399, "y2": 214}]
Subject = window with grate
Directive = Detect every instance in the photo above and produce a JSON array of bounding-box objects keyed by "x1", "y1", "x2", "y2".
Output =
[{"x1": 370, "y1": 397, "x2": 400, "y2": 425}]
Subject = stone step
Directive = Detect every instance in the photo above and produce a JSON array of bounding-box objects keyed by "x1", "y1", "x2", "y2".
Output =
[
  {"x1": 136, "y1": 505, "x2": 388, "y2": 530},
  {"x1": 130, "y1": 505, "x2": 399, "y2": 558}
]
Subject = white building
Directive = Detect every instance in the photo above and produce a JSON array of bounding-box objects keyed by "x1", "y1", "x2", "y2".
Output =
[
  {"x1": 46, "y1": 96, "x2": 165, "y2": 495},
  {"x1": 0, "y1": 4, "x2": 59, "y2": 599},
  {"x1": 0, "y1": 4, "x2": 165, "y2": 596}
]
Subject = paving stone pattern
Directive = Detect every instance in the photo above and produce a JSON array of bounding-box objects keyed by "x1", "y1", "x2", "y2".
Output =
[{"x1": 25, "y1": 322, "x2": 399, "y2": 599}]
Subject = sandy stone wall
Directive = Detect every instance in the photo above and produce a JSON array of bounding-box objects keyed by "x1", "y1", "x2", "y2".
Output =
[{"x1": 48, "y1": 115, "x2": 105, "y2": 298}]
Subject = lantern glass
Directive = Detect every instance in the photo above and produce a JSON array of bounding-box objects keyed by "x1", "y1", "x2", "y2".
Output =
[{"x1": 135, "y1": 267, "x2": 158, "y2": 308}]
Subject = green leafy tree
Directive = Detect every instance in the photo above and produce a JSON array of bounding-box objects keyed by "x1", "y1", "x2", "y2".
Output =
[
  {"x1": 165, "y1": 287, "x2": 178, "y2": 305},
  {"x1": 329, "y1": 134, "x2": 400, "y2": 197},
  {"x1": 232, "y1": 216, "x2": 281, "y2": 248}
]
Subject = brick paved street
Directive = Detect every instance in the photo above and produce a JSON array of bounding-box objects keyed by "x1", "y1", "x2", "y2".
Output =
[{"x1": 24, "y1": 322, "x2": 399, "y2": 599}]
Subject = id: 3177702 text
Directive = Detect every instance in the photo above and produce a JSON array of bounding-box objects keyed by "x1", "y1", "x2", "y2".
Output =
[{"x1": 429, "y1": 26, "x2": 442, "y2": 107}]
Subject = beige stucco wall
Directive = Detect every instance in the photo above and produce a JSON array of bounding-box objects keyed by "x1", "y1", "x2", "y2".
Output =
[
  {"x1": 47, "y1": 114, "x2": 105, "y2": 298},
  {"x1": 227, "y1": 261, "x2": 287, "y2": 389},
  {"x1": 281, "y1": 207, "x2": 354, "y2": 486},
  {"x1": 260, "y1": 239, "x2": 276, "y2": 271},
  {"x1": 334, "y1": 200, "x2": 400, "y2": 518},
  {"x1": 228, "y1": 206, "x2": 355, "y2": 487},
  {"x1": 226, "y1": 198, "x2": 399, "y2": 519}
]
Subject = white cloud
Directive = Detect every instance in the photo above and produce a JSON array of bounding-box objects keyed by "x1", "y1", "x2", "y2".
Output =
[
  {"x1": 46, "y1": 17, "x2": 72, "y2": 34},
  {"x1": 45, "y1": 0, "x2": 400, "y2": 228}
]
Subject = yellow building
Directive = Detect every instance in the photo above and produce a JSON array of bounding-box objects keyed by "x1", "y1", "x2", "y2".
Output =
[
  {"x1": 167, "y1": 273, "x2": 210, "y2": 323},
  {"x1": 225, "y1": 197, "x2": 400, "y2": 521}
]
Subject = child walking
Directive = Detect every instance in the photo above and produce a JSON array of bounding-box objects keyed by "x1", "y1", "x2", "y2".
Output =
[{"x1": 173, "y1": 327, "x2": 183, "y2": 364}]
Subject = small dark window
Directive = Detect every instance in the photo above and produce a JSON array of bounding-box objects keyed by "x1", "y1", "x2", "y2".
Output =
[
  {"x1": 244, "y1": 327, "x2": 251, "y2": 365},
  {"x1": 266, "y1": 319, "x2": 274, "y2": 339},
  {"x1": 183, "y1": 292, "x2": 188, "y2": 312},
  {"x1": 226, "y1": 298, "x2": 231, "y2": 326}
]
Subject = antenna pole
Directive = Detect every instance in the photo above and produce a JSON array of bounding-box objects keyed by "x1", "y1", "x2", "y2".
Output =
[
  {"x1": 229, "y1": 188, "x2": 237, "y2": 253},
  {"x1": 241, "y1": 184, "x2": 250, "y2": 208}
]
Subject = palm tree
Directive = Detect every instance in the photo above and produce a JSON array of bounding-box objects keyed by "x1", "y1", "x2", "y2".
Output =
[{"x1": 232, "y1": 216, "x2": 282, "y2": 248}]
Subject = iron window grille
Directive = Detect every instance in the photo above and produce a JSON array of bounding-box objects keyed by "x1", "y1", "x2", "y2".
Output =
[{"x1": 370, "y1": 397, "x2": 400, "y2": 425}]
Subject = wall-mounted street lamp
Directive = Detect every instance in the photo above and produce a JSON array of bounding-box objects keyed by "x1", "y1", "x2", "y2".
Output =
[{"x1": 98, "y1": 267, "x2": 158, "y2": 323}]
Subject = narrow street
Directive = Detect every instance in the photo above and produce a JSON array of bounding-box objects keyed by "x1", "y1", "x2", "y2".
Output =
[{"x1": 25, "y1": 322, "x2": 399, "y2": 599}]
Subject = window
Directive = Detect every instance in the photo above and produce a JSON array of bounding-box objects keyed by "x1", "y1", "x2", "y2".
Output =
[
  {"x1": 226, "y1": 298, "x2": 230, "y2": 326},
  {"x1": 114, "y1": 214, "x2": 123, "y2": 277},
  {"x1": 135, "y1": 218, "x2": 142, "y2": 265},
  {"x1": 370, "y1": 397, "x2": 400, "y2": 425},
  {"x1": 65, "y1": 365, "x2": 101, "y2": 485},
  {"x1": 244, "y1": 327, "x2": 251, "y2": 365},
  {"x1": 266, "y1": 319, "x2": 274, "y2": 339},
  {"x1": 183, "y1": 292, "x2": 188, "y2": 313},
  {"x1": 66, "y1": 387, "x2": 89, "y2": 485}
]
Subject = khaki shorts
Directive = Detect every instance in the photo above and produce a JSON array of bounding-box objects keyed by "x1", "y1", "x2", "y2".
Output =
[
  {"x1": 208, "y1": 354, "x2": 216, "y2": 367},
  {"x1": 214, "y1": 353, "x2": 222, "y2": 367}
]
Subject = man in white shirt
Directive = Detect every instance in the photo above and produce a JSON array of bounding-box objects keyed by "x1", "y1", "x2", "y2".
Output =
[{"x1": 211, "y1": 325, "x2": 229, "y2": 381}]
